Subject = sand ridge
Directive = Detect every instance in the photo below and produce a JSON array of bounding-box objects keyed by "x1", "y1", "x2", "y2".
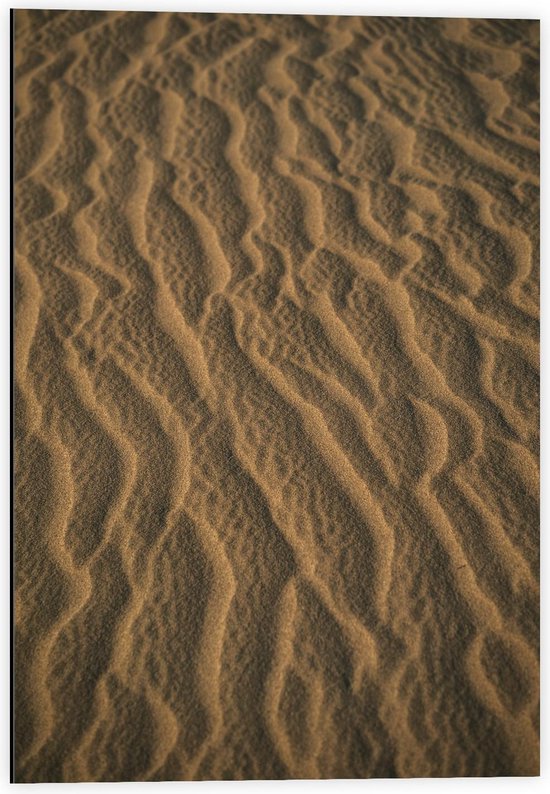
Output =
[{"x1": 14, "y1": 10, "x2": 539, "y2": 781}]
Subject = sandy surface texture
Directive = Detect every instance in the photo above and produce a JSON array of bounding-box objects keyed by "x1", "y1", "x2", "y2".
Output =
[{"x1": 14, "y1": 10, "x2": 539, "y2": 782}]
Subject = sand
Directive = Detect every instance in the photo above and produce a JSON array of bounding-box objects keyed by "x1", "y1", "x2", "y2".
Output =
[{"x1": 13, "y1": 10, "x2": 539, "y2": 782}]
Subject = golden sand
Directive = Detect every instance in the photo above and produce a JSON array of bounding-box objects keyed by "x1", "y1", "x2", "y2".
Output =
[{"x1": 14, "y1": 10, "x2": 539, "y2": 781}]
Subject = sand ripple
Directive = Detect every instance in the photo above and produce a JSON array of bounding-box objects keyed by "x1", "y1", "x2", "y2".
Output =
[{"x1": 14, "y1": 11, "x2": 539, "y2": 781}]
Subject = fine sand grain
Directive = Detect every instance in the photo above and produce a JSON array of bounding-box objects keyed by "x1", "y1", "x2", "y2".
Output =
[{"x1": 14, "y1": 10, "x2": 539, "y2": 782}]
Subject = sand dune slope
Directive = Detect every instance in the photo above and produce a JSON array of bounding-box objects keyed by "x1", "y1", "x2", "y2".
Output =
[{"x1": 14, "y1": 11, "x2": 539, "y2": 781}]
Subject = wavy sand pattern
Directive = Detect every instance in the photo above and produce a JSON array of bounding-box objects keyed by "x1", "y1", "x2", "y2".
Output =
[{"x1": 14, "y1": 10, "x2": 539, "y2": 781}]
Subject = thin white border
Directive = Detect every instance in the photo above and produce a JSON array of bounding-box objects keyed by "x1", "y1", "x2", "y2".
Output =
[
  {"x1": 3, "y1": 1, "x2": 546, "y2": 17},
  {"x1": 4, "y1": 2, "x2": 546, "y2": 792},
  {"x1": 2, "y1": 2, "x2": 12, "y2": 791}
]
